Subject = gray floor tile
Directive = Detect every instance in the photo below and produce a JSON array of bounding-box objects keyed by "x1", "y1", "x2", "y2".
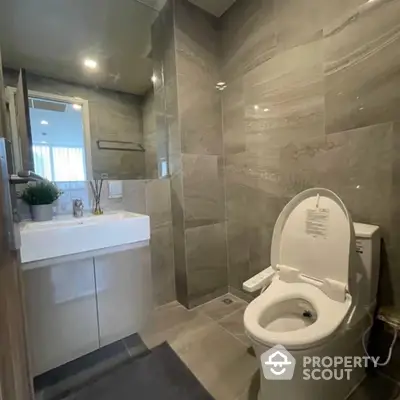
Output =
[
  {"x1": 234, "y1": 371, "x2": 260, "y2": 400},
  {"x1": 218, "y1": 307, "x2": 252, "y2": 347},
  {"x1": 196, "y1": 293, "x2": 247, "y2": 321},
  {"x1": 348, "y1": 372, "x2": 400, "y2": 400},
  {"x1": 140, "y1": 299, "x2": 258, "y2": 400},
  {"x1": 139, "y1": 301, "x2": 199, "y2": 348},
  {"x1": 173, "y1": 320, "x2": 258, "y2": 400}
]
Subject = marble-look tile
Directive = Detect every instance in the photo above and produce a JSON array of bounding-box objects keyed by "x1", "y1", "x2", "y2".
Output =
[
  {"x1": 185, "y1": 223, "x2": 228, "y2": 306},
  {"x1": 278, "y1": 124, "x2": 396, "y2": 304},
  {"x1": 280, "y1": 123, "x2": 393, "y2": 248},
  {"x1": 196, "y1": 293, "x2": 246, "y2": 321},
  {"x1": 227, "y1": 219, "x2": 251, "y2": 291},
  {"x1": 97, "y1": 180, "x2": 146, "y2": 214},
  {"x1": 220, "y1": 0, "x2": 276, "y2": 81},
  {"x1": 322, "y1": 0, "x2": 365, "y2": 28},
  {"x1": 244, "y1": 40, "x2": 324, "y2": 165},
  {"x1": 143, "y1": 90, "x2": 159, "y2": 179},
  {"x1": 145, "y1": 179, "x2": 172, "y2": 229},
  {"x1": 182, "y1": 154, "x2": 225, "y2": 228},
  {"x1": 170, "y1": 173, "x2": 188, "y2": 305},
  {"x1": 324, "y1": 0, "x2": 400, "y2": 134},
  {"x1": 174, "y1": 0, "x2": 223, "y2": 156},
  {"x1": 122, "y1": 180, "x2": 147, "y2": 214},
  {"x1": 150, "y1": 225, "x2": 176, "y2": 306},
  {"x1": 243, "y1": 40, "x2": 324, "y2": 200},
  {"x1": 274, "y1": 0, "x2": 324, "y2": 51},
  {"x1": 222, "y1": 77, "x2": 246, "y2": 154}
]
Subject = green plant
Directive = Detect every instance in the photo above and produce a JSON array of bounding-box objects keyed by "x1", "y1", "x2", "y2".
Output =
[{"x1": 21, "y1": 181, "x2": 62, "y2": 206}]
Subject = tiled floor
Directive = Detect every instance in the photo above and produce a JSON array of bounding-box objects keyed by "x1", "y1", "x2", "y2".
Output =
[
  {"x1": 139, "y1": 294, "x2": 259, "y2": 400},
  {"x1": 140, "y1": 294, "x2": 400, "y2": 400}
]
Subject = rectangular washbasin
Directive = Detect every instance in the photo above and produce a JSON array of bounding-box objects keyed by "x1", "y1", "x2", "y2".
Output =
[{"x1": 20, "y1": 211, "x2": 150, "y2": 264}]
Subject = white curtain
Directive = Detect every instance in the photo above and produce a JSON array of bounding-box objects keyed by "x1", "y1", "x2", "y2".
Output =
[
  {"x1": 52, "y1": 147, "x2": 85, "y2": 181},
  {"x1": 33, "y1": 145, "x2": 86, "y2": 181},
  {"x1": 33, "y1": 145, "x2": 52, "y2": 180}
]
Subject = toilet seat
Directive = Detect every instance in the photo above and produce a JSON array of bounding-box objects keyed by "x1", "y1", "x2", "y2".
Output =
[
  {"x1": 270, "y1": 188, "x2": 355, "y2": 300},
  {"x1": 244, "y1": 279, "x2": 352, "y2": 349}
]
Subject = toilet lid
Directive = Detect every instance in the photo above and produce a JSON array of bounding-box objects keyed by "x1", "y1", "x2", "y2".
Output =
[{"x1": 271, "y1": 188, "x2": 354, "y2": 287}]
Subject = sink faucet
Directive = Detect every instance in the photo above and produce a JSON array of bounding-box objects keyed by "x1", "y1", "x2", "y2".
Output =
[{"x1": 72, "y1": 199, "x2": 84, "y2": 218}]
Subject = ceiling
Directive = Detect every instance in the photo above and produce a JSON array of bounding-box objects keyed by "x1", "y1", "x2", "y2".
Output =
[
  {"x1": 0, "y1": 0, "x2": 158, "y2": 95},
  {"x1": 0, "y1": 0, "x2": 236, "y2": 96},
  {"x1": 188, "y1": 0, "x2": 236, "y2": 17},
  {"x1": 139, "y1": 0, "x2": 237, "y2": 16}
]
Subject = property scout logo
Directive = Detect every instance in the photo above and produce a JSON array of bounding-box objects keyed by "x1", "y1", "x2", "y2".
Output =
[{"x1": 261, "y1": 345, "x2": 379, "y2": 381}]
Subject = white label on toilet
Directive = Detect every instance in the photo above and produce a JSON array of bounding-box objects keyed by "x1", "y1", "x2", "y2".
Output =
[{"x1": 305, "y1": 208, "x2": 329, "y2": 238}]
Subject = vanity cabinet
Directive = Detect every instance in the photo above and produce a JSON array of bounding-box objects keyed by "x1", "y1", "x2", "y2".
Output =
[
  {"x1": 23, "y1": 243, "x2": 152, "y2": 376},
  {"x1": 23, "y1": 259, "x2": 99, "y2": 376},
  {"x1": 95, "y1": 247, "x2": 152, "y2": 346}
]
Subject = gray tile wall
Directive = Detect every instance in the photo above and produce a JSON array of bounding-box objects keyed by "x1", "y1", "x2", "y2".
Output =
[
  {"x1": 142, "y1": 90, "x2": 159, "y2": 179},
  {"x1": 95, "y1": 179, "x2": 176, "y2": 307},
  {"x1": 153, "y1": 0, "x2": 227, "y2": 308},
  {"x1": 220, "y1": 0, "x2": 400, "y2": 304},
  {"x1": 4, "y1": 69, "x2": 146, "y2": 179}
]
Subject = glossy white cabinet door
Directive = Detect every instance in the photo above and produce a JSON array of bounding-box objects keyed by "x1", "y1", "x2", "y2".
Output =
[
  {"x1": 23, "y1": 260, "x2": 99, "y2": 376},
  {"x1": 94, "y1": 245, "x2": 153, "y2": 347}
]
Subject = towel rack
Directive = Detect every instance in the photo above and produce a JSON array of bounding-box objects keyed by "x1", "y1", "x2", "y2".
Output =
[{"x1": 96, "y1": 140, "x2": 145, "y2": 152}]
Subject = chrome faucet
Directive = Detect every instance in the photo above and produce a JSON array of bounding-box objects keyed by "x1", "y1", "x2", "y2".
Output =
[{"x1": 72, "y1": 198, "x2": 84, "y2": 218}]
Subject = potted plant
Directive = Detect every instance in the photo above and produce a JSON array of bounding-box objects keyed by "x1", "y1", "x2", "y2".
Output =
[{"x1": 21, "y1": 181, "x2": 62, "y2": 222}]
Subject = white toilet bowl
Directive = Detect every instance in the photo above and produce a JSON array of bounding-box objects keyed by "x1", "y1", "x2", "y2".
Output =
[
  {"x1": 244, "y1": 188, "x2": 378, "y2": 400},
  {"x1": 244, "y1": 278, "x2": 352, "y2": 350}
]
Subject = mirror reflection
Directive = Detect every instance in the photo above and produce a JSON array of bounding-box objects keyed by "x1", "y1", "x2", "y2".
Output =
[{"x1": 0, "y1": 0, "x2": 168, "y2": 180}]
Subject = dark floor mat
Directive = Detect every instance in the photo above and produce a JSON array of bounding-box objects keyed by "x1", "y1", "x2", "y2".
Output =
[{"x1": 67, "y1": 342, "x2": 215, "y2": 400}]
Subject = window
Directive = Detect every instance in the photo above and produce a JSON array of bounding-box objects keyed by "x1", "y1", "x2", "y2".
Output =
[{"x1": 33, "y1": 145, "x2": 86, "y2": 181}]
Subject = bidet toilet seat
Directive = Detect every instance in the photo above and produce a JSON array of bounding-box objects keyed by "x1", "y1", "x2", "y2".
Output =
[
  {"x1": 270, "y1": 188, "x2": 355, "y2": 301},
  {"x1": 245, "y1": 188, "x2": 356, "y2": 349},
  {"x1": 244, "y1": 279, "x2": 352, "y2": 349}
]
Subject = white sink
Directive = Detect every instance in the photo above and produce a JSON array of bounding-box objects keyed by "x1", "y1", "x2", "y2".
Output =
[{"x1": 20, "y1": 211, "x2": 150, "y2": 264}]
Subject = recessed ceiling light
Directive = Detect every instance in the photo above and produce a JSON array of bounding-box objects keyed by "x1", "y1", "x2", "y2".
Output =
[
  {"x1": 72, "y1": 104, "x2": 82, "y2": 110},
  {"x1": 254, "y1": 105, "x2": 259, "y2": 110},
  {"x1": 216, "y1": 81, "x2": 226, "y2": 86},
  {"x1": 263, "y1": 108, "x2": 270, "y2": 112},
  {"x1": 40, "y1": 120, "x2": 49, "y2": 125},
  {"x1": 83, "y1": 58, "x2": 98, "y2": 70},
  {"x1": 151, "y1": 74, "x2": 157, "y2": 84}
]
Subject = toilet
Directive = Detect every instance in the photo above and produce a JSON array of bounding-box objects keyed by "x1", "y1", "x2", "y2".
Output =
[{"x1": 243, "y1": 188, "x2": 380, "y2": 400}]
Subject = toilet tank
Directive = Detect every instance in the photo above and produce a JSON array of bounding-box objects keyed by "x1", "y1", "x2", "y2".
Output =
[{"x1": 353, "y1": 222, "x2": 380, "y2": 306}]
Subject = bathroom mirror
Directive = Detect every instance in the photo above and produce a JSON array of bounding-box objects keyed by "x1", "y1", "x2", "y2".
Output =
[{"x1": 0, "y1": 0, "x2": 168, "y2": 180}]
